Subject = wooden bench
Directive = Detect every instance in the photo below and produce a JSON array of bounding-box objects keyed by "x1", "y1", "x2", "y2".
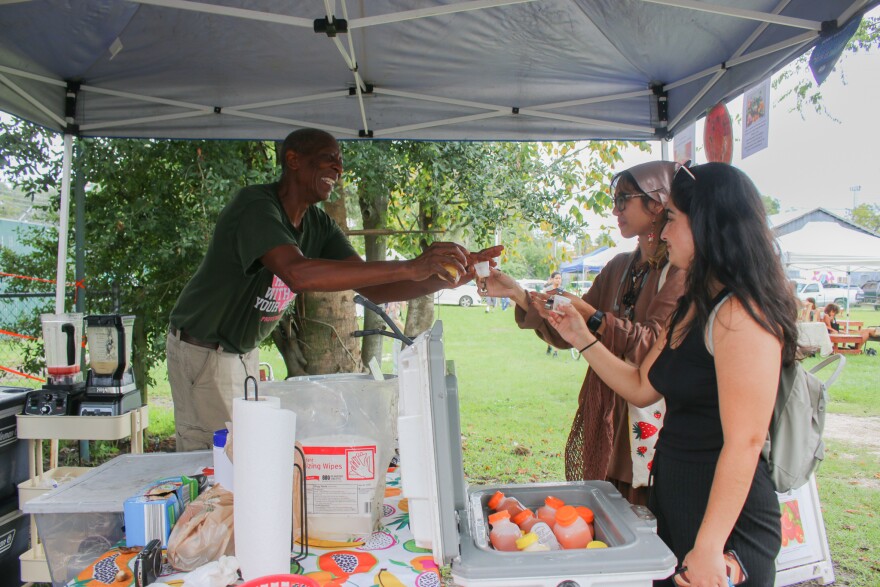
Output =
[{"x1": 829, "y1": 333, "x2": 864, "y2": 355}]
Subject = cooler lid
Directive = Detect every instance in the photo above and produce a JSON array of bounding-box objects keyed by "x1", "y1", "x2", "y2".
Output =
[{"x1": 397, "y1": 321, "x2": 466, "y2": 567}]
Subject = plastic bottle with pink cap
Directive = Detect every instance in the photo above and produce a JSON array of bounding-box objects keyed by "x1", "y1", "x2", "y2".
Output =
[
  {"x1": 488, "y1": 510, "x2": 522, "y2": 551},
  {"x1": 552, "y1": 505, "x2": 593, "y2": 549},
  {"x1": 536, "y1": 495, "x2": 565, "y2": 527}
]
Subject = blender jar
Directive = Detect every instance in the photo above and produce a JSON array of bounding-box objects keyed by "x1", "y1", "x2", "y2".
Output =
[
  {"x1": 86, "y1": 315, "x2": 135, "y2": 378},
  {"x1": 40, "y1": 313, "x2": 84, "y2": 383}
]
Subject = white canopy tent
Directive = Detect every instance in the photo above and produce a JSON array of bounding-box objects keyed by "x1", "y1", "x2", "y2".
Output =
[
  {"x1": 0, "y1": 0, "x2": 876, "y2": 309},
  {"x1": 778, "y1": 222, "x2": 880, "y2": 272}
]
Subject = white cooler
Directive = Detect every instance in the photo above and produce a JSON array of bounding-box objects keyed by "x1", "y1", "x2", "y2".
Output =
[{"x1": 398, "y1": 322, "x2": 677, "y2": 587}]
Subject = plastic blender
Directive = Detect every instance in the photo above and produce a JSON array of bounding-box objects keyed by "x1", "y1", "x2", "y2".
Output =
[
  {"x1": 85, "y1": 315, "x2": 135, "y2": 380},
  {"x1": 40, "y1": 313, "x2": 84, "y2": 385}
]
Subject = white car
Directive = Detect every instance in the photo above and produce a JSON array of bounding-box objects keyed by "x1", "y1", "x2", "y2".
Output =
[{"x1": 434, "y1": 282, "x2": 485, "y2": 307}]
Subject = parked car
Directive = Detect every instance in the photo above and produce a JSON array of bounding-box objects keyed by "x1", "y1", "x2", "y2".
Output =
[
  {"x1": 791, "y1": 279, "x2": 861, "y2": 308},
  {"x1": 434, "y1": 282, "x2": 484, "y2": 307},
  {"x1": 860, "y1": 280, "x2": 879, "y2": 307},
  {"x1": 517, "y1": 279, "x2": 547, "y2": 293}
]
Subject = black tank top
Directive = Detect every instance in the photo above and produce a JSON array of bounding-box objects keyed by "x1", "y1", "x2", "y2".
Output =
[{"x1": 648, "y1": 292, "x2": 728, "y2": 462}]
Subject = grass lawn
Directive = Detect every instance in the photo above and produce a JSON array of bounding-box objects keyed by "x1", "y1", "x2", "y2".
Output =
[{"x1": 51, "y1": 303, "x2": 880, "y2": 585}]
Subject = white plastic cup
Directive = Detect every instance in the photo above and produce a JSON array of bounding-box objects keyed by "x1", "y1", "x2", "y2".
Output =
[
  {"x1": 552, "y1": 295, "x2": 572, "y2": 312},
  {"x1": 474, "y1": 261, "x2": 490, "y2": 277}
]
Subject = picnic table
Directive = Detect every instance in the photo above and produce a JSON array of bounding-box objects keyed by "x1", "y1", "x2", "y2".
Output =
[
  {"x1": 829, "y1": 333, "x2": 864, "y2": 355},
  {"x1": 838, "y1": 320, "x2": 864, "y2": 333}
]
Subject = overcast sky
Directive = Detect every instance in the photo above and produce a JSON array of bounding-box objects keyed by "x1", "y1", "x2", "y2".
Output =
[
  {"x1": 615, "y1": 33, "x2": 880, "y2": 216},
  {"x1": 583, "y1": 22, "x2": 880, "y2": 247}
]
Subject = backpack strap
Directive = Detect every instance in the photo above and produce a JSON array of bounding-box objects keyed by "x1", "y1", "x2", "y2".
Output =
[
  {"x1": 704, "y1": 292, "x2": 733, "y2": 356},
  {"x1": 808, "y1": 353, "x2": 846, "y2": 389}
]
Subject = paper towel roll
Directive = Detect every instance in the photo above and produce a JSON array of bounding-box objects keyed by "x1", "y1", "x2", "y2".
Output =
[{"x1": 233, "y1": 395, "x2": 296, "y2": 580}]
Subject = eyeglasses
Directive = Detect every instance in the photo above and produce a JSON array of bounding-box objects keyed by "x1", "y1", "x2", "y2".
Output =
[{"x1": 613, "y1": 192, "x2": 649, "y2": 212}]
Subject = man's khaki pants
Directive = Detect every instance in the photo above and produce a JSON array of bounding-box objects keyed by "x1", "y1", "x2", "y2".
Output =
[{"x1": 166, "y1": 330, "x2": 259, "y2": 452}]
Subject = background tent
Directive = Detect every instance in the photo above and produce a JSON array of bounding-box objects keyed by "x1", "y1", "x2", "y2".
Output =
[
  {"x1": 559, "y1": 245, "x2": 635, "y2": 274},
  {"x1": 778, "y1": 222, "x2": 880, "y2": 272}
]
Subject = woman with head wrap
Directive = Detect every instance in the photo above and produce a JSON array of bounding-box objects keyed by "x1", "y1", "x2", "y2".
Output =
[{"x1": 484, "y1": 161, "x2": 686, "y2": 505}]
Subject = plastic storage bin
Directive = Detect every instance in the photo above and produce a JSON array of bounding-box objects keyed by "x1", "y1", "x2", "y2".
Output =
[
  {"x1": 21, "y1": 451, "x2": 211, "y2": 586},
  {"x1": 398, "y1": 323, "x2": 677, "y2": 587}
]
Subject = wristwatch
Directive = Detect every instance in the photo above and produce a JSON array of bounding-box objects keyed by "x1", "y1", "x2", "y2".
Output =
[{"x1": 587, "y1": 310, "x2": 605, "y2": 334}]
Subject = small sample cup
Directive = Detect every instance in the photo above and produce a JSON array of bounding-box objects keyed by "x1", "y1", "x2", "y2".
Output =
[
  {"x1": 551, "y1": 295, "x2": 572, "y2": 312},
  {"x1": 474, "y1": 261, "x2": 491, "y2": 292}
]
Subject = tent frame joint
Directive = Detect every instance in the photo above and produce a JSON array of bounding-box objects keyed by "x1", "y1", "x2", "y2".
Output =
[
  {"x1": 359, "y1": 129, "x2": 374, "y2": 138},
  {"x1": 314, "y1": 16, "x2": 348, "y2": 37},
  {"x1": 349, "y1": 84, "x2": 373, "y2": 96},
  {"x1": 820, "y1": 19, "x2": 840, "y2": 35}
]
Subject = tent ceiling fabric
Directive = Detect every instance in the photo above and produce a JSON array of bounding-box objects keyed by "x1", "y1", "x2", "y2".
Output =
[{"x1": 0, "y1": 0, "x2": 875, "y2": 141}]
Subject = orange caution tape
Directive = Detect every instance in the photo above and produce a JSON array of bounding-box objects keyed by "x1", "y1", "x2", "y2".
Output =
[
  {"x1": 0, "y1": 365, "x2": 45, "y2": 382},
  {"x1": 0, "y1": 329, "x2": 38, "y2": 340}
]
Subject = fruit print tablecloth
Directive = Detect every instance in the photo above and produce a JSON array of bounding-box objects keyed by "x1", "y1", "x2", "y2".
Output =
[
  {"x1": 64, "y1": 466, "x2": 441, "y2": 587},
  {"x1": 290, "y1": 466, "x2": 441, "y2": 586}
]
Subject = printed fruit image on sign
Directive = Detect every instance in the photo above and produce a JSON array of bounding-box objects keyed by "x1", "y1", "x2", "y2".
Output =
[{"x1": 704, "y1": 102, "x2": 733, "y2": 164}]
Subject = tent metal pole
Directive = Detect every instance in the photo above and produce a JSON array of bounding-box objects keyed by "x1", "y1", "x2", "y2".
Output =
[{"x1": 55, "y1": 133, "x2": 73, "y2": 313}]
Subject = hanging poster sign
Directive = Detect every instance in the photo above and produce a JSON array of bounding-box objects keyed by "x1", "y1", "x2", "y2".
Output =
[
  {"x1": 741, "y1": 78, "x2": 770, "y2": 159},
  {"x1": 673, "y1": 122, "x2": 696, "y2": 164},
  {"x1": 775, "y1": 475, "x2": 835, "y2": 586},
  {"x1": 703, "y1": 102, "x2": 733, "y2": 164},
  {"x1": 810, "y1": 16, "x2": 862, "y2": 86}
]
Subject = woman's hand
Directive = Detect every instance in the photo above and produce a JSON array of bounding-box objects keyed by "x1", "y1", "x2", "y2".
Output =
[
  {"x1": 546, "y1": 302, "x2": 593, "y2": 350},
  {"x1": 558, "y1": 291, "x2": 596, "y2": 321},
  {"x1": 679, "y1": 547, "x2": 727, "y2": 587},
  {"x1": 482, "y1": 268, "x2": 520, "y2": 298}
]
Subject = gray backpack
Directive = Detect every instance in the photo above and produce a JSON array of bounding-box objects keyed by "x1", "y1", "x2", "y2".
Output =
[{"x1": 706, "y1": 294, "x2": 845, "y2": 493}]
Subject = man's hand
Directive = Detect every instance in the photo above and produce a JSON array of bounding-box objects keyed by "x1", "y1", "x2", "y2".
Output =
[{"x1": 412, "y1": 242, "x2": 469, "y2": 283}]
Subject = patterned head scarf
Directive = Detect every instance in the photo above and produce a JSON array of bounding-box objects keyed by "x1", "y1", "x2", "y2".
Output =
[{"x1": 611, "y1": 161, "x2": 677, "y2": 205}]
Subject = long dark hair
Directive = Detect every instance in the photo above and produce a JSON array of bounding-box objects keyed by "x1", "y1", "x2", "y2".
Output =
[{"x1": 667, "y1": 163, "x2": 799, "y2": 365}]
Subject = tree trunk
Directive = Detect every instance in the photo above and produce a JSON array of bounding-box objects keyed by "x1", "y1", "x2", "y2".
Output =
[
  {"x1": 358, "y1": 181, "x2": 390, "y2": 368},
  {"x1": 404, "y1": 294, "x2": 435, "y2": 340},
  {"x1": 297, "y1": 193, "x2": 362, "y2": 375},
  {"x1": 403, "y1": 202, "x2": 438, "y2": 339}
]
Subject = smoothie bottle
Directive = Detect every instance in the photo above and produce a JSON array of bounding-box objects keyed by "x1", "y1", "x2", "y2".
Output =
[
  {"x1": 512, "y1": 509, "x2": 540, "y2": 532},
  {"x1": 488, "y1": 510, "x2": 522, "y2": 552},
  {"x1": 553, "y1": 505, "x2": 593, "y2": 549},
  {"x1": 487, "y1": 490, "x2": 526, "y2": 518},
  {"x1": 536, "y1": 495, "x2": 565, "y2": 527}
]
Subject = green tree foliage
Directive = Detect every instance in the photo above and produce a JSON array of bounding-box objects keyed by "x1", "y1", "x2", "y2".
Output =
[
  {"x1": 762, "y1": 194, "x2": 781, "y2": 215},
  {"x1": 0, "y1": 118, "x2": 278, "y2": 383},
  {"x1": 849, "y1": 203, "x2": 880, "y2": 233},
  {"x1": 774, "y1": 16, "x2": 879, "y2": 115}
]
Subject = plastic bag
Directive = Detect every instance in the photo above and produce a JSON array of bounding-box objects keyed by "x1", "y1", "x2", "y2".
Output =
[
  {"x1": 181, "y1": 555, "x2": 239, "y2": 587},
  {"x1": 167, "y1": 485, "x2": 234, "y2": 571},
  {"x1": 263, "y1": 374, "x2": 397, "y2": 541}
]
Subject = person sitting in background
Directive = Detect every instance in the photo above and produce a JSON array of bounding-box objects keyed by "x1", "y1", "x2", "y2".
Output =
[
  {"x1": 823, "y1": 303, "x2": 841, "y2": 333},
  {"x1": 824, "y1": 302, "x2": 872, "y2": 346},
  {"x1": 800, "y1": 297, "x2": 817, "y2": 321}
]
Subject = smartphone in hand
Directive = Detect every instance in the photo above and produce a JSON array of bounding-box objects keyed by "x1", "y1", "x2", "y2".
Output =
[{"x1": 671, "y1": 550, "x2": 748, "y2": 586}]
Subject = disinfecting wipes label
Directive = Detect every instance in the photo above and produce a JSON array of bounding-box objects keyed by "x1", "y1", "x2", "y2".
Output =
[{"x1": 303, "y1": 444, "x2": 377, "y2": 515}]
